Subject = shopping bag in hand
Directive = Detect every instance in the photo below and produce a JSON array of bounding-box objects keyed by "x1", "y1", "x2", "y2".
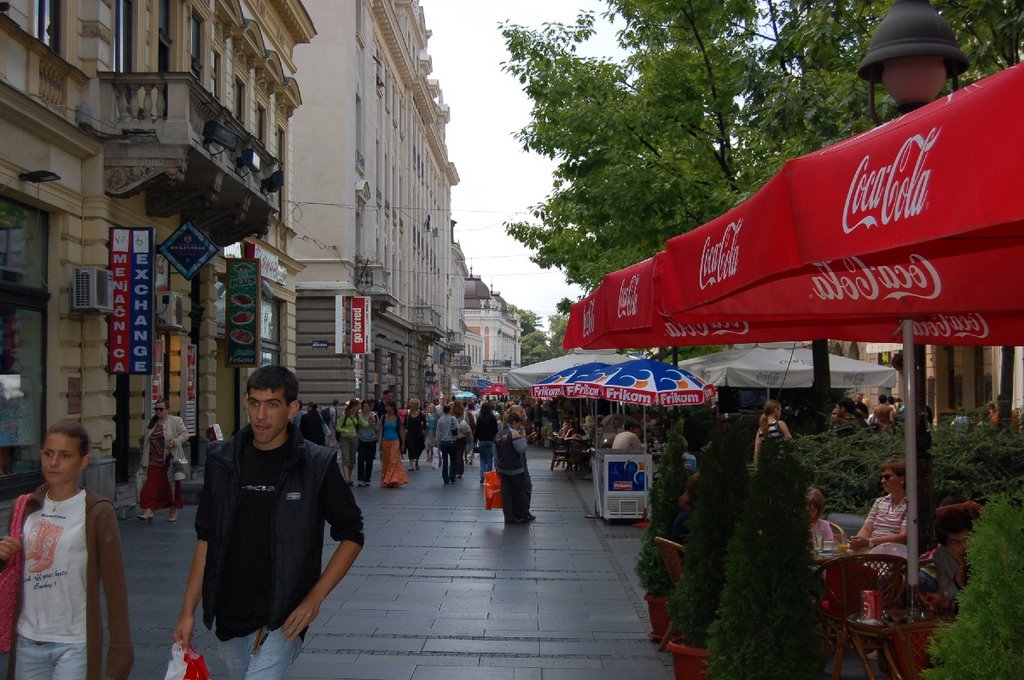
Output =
[
  {"x1": 163, "y1": 642, "x2": 211, "y2": 680},
  {"x1": 484, "y1": 470, "x2": 502, "y2": 510}
]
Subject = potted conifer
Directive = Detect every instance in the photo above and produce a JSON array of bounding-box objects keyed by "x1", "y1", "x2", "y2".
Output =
[
  {"x1": 707, "y1": 438, "x2": 822, "y2": 679},
  {"x1": 925, "y1": 491, "x2": 1024, "y2": 679},
  {"x1": 666, "y1": 418, "x2": 752, "y2": 679},
  {"x1": 635, "y1": 420, "x2": 689, "y2": 640}
]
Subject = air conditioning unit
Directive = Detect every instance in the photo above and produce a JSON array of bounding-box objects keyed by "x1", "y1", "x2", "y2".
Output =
[
  {"x1": 156, "y1": 292, "x2": 185, "y2": 330},
  {"x1": 71, "y1": 267, "x2": 114, "y2": 313}
]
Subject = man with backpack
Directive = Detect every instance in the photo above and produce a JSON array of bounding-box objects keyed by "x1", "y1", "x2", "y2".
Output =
[{"x1": 434, "y1": 404, "x2": 460, "y2": 485}]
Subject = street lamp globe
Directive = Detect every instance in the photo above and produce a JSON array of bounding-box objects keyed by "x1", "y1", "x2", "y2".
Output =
[{"x1": 858, "y1": 0, "x2": 968, "y2": 116}]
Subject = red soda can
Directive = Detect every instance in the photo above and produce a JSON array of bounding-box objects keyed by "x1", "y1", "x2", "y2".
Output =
[{"x1": 860, "y1": 589, "x2": 882, "y2": 621}]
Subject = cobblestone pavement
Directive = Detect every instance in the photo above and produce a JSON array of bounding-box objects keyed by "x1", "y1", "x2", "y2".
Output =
[{"x1": 120, "y1": 448, "x2": 674, "y2": 680}]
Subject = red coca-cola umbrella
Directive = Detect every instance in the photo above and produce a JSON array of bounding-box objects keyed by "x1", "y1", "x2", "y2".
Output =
[
  {"x1": 564, "y1": 253, "x2": 1024, "y2": 351},
  {"x1": 660, "y1": 63, "x2": 1024, "y2": 317}
]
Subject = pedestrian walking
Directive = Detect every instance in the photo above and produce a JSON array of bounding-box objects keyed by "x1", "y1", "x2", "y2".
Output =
[
  {"x1": 138, "y1": 399, "x2": 189, "y2": 523},
  {"x1": 404, "y1": 399, "x2": 427, "y2": 471},
  {"x1": 1, "y1": 420, "x2": 134, "y2": 680},
  {"x1": 298, "y1": 402, "x2": 326, "y2": 446},
  {"x1": 172, "y1": 365, "x2": 364, "y2": 680},
  {"x1": 451, "y1": 400, "x2": 468, "y2": 480},
  {"x1": 377, "y1": 401, "x2": 409, "y2": 488},
  {"x1": 335, "y1": 400, "x2": 360, "y2": 486},
  {"x1": 434, "y1": 404, "x2": 459, "y2": 484},
  {"x1": 475, "y1": 402, "x2": 499, "y2": 483},
  {"x1": 355, "y1": 401, "x2": 378, "y2": 486}
]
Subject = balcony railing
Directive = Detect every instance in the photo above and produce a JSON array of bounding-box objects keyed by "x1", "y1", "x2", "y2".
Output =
[
  {"x1": 446, "y1": 331, "x2": 465, "y2": 350},
  {"x1": 451, "y1": 354, "x2": 472, "y2": 370}
]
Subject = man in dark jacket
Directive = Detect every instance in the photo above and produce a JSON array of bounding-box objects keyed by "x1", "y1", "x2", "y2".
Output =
[
  {"x1": 173, "y1": 365, "x2": 364, "y2": 679},
  {"x1": 299, "y1": 401, "x2": 326, "y2": 446}
]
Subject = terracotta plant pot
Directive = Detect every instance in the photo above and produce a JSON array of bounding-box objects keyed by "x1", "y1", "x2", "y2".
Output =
[
  {"x1": 644, "y1": 593, "x2": 670, "y2": 641},
  {"x1": 667, "y1": 639, "x2": 710, "y2": 680}
]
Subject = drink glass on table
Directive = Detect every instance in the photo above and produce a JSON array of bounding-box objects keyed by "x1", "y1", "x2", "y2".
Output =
[{"x1": 837, "y1": 540, "x2": 849, "y2": 554}]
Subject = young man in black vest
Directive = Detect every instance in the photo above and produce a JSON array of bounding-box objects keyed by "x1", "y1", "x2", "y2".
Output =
[{"x1": 173, "y1": 365, "x2": 364, "y2": 679}]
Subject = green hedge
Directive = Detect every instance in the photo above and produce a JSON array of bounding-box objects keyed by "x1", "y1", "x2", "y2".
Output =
[{"x1": 792, "y1": 423, "x2": 1024, "y2": 515}]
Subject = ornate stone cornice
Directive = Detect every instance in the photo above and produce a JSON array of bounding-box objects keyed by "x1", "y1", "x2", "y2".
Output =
[
  {"x1": 80, "y1": 19, "x2": 113, "y2": 44},
  {"x1": 104, "y1": 157, "x2": 187, "y2": 197}
]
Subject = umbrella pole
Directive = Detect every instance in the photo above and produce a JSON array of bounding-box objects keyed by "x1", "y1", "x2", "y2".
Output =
[{"x1": 902, "y1": 320, "x2": 920, "y2": 616}]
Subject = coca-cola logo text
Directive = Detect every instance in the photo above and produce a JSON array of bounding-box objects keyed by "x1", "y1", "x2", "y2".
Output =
[
  {"x1": 912, "y1": 313, "x2": 989, "y2": 340},
  {"x1": 582, "y1": 299, "x2": 596, "y2": 338},
  {"x1": 843, "y1": 128, "x2": 939, "y2": 234},
  {"x1": 698, "y1": 220, "x2": 742, "y2": 290},
  {"x1": 617, "y1": 274, "x2": 640, "y2": 318},
  {"x1": 810, "y1": 254, "x2": 941, "y2": 302},
  {"x1": 664, "y1": 320, "x2": 750, "y2": 338}
]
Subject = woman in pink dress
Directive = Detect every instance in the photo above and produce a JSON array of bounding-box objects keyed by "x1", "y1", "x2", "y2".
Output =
[
  {"x1": 377, "y1": 401, "x2": 409, "y2": 488},
  {"x1": 138, "y1": 400, "x2": 189, "y2": 522}
]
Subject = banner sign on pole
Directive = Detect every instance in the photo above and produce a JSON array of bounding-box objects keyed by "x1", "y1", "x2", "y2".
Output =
[
  {"x1": 334, "y1": 295, "x2": 345, "y2": 354},
  {"x1": 350, "y1": 296, "x2": 370, "y2": 354},
  {"x1": 109, "y1": 227, "x2": 155, "y2": 374},
  {"x1": 225, "y1": 259, "x2": 261, "y2": 366}
]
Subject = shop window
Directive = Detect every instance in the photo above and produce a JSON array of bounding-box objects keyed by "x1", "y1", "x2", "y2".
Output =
[{"x1": 0, "y1": 198, "x2": 48, "y2": 483}]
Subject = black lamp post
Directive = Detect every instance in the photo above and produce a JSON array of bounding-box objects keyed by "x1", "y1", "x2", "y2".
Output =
[{"x1": 857, "y1": 0, "x2": 968, "y2": 594}]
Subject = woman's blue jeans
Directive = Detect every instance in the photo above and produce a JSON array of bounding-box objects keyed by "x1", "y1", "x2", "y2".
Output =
[{"x1": 477, "y1": 440, "x2": 495, "y2": 479}]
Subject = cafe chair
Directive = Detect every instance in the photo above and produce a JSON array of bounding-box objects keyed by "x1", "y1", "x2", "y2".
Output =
[
  {"x1": 814, "y1": 554, "x2": 907, "y2": 680},
  {"x1": 827, "y1": 521, "x2": 847, "y2": 545},
  {"x1": 881, "y1": 619, "x2": 946, "y2": 680},
  {"x1": 654, "y1": 536, "x2": 685, "y2": 652},
  {"x1": 550, "y1": 438, "x2": 570, "y2": 470}
]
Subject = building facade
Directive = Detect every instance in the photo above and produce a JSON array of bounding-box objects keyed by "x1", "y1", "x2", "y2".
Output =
[
  {"x1": 0, "y1": 0, "x2": 314, "y2": 500},
  {"x1": 290, "y1": 0, "x2": 459, "y2": 407},
  {"x1": 462, "y1": 275, "x2": 521, "y2": 388}
]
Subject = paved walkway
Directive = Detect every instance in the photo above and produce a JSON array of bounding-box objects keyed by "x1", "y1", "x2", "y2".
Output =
[{"x1": 121, "y1": 448, "x2": 674, "y2": 680}]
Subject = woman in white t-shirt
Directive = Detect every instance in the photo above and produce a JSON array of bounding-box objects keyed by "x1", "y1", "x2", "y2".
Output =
[{"x1": 0, "y1": 421, "x2": 133, "y2": 680}]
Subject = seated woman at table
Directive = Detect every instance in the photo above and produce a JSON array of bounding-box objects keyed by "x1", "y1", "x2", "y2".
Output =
[
  {"x1": 919, "y1": 499, "x2": 982, "y2": 614},
  {"x1": 848, "y1": 458, "x2": 908, "y2": 551},
  {"x1": 558, "y1": 418, "x2": 581, "y2": 439},
  {"x1": 807, "y1": 487, "x2": 835, "y2": 545}
]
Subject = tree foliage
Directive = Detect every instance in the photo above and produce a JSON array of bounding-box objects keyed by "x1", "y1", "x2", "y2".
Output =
[
  {"x1": 501, "y1": 0, "x2": 1020, "y2": 291},
  {"x1": 925, "y1": 491, "x2": 1024, "y2": 680}
]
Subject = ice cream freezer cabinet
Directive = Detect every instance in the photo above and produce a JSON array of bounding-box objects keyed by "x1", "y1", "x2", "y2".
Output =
[{"x1": 591, "y1": 448, "x2": 648, "y2": 520}]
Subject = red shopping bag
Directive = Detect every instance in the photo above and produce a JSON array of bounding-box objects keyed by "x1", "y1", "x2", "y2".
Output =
[
  {"x1": 484, "y1": 470, "x2": 502, "y2": 510},
  {"x1": 163, "y1": 642, "x2": 211, "y2": 680}
]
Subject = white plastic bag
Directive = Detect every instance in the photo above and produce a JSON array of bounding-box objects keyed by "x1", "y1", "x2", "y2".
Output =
[{"x1": 163, "y1": 643, "x2": 187, "y2": 680}]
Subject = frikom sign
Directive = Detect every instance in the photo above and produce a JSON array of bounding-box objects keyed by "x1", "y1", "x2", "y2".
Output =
[
  {"x1": 350, "y1": 296, "x2": 370, "y2": 354},
  {"x1": 108, "y1": 227, "x2": 154, "y2": 374}
]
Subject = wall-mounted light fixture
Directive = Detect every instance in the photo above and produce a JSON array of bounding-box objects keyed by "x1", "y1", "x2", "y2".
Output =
[
  {"x1": 236, "y1": 148, "x2": 260, "y2": 176},
  {"x1": 260, "y1": 170, "x2": 284, "y2": 194},
  {"x1": 202, "y1": 121, "x2": 240, "y2": 155},
  {"x1": 0, "y1": 3, "x2": 12, "y2": 13},
  {"x1": 19, "y1": 170, "x2": 61, "y2": 183}
]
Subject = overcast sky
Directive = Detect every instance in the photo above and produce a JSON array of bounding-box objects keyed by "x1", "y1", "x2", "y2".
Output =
[{"x1": 419, "y1": 0, "x2": 621, "y2": 329}]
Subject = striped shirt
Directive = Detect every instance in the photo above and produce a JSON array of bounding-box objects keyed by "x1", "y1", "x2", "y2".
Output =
[{"x1": 865, "y1": 494, "x2": 908, "y2": 539}]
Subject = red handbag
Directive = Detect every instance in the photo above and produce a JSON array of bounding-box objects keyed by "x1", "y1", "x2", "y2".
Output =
[{"x1": 0, "y1": 493, "x2": 31, "y2": 653}]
